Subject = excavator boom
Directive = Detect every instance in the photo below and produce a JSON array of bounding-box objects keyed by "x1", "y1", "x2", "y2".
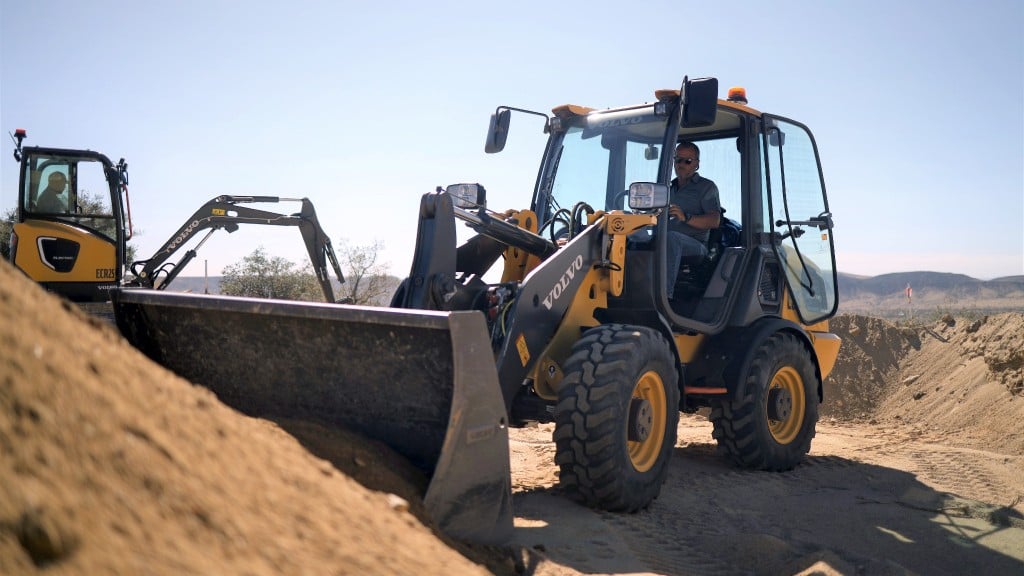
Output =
[{"x1": 129, "y1": 195, "x2": 344, "y2": 302}]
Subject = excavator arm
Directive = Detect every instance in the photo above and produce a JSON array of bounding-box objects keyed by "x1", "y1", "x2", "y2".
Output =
[{"x1": 128, "y1": 195, "x2": 345, "y2": 302}]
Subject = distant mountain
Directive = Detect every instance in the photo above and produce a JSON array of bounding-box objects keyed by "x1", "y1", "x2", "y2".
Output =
[
  {"x1": 163, "y1": 276, "x2": 221, "y2": 294},
  {"x1": 165, "y1": 271, "x2": 1023, "y2": 318},
  {"x1": 838, "y1": 271, "x2": 1024, "y2": 317},
  {"x1": 838, "y1": 271, "x2": 1024, "y2": 296}
]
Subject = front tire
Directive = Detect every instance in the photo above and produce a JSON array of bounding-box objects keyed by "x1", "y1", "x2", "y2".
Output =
[
  {"x1": 710, "y1": 331, "x2": 819, "y2": 470},
  {"x1": 554, "y1": 324, "x2": 680, "y2": 512}
]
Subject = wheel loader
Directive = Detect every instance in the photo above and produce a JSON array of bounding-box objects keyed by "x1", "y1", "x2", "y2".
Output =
[
  {"x1": 7, "y1": 129, "x2": 344, "y2": 303},
  {"x1": 110, "y1": 77, "x2": 841, "y2": 544}
]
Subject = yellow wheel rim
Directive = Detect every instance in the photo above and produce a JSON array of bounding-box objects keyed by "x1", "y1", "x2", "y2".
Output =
[
  {"x1": 628, "y1": 370, "x2": 668, "y2": 472},
  {"x1": 766, "y1": 366, "x2": 806, "y2": 444}
]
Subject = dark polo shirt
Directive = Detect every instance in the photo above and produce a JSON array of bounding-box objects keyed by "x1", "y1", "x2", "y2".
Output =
[{"x1": 669, "y1": 173, "x2": 720, "y2": 244}]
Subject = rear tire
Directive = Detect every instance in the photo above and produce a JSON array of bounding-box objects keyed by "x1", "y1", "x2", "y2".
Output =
[
  {"x1": 710, "y1": 331, "x2": 818, "y2": 470},
  {"x1": 554, "y1": 324, "x2": 679, "y2": 512}
]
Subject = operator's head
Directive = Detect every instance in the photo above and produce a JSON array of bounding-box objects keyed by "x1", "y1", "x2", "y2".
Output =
[
  {"x1": 48, "y1": 171, "x2": 67, "y2": 190},
  {"x1": 674, "y1": 141, "x2": 700, "y2": 181}
]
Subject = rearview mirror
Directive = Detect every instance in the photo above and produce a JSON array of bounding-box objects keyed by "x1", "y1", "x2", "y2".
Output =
[
  {"x1": 680, "y1": 77, "x2": 718, "y2": 128},
  {"x1": 628, "y1": 182, "x2": 669, "y2": 211},
  {"x1": 485, "y1": 108, "x2": 511, "y2": 153}
]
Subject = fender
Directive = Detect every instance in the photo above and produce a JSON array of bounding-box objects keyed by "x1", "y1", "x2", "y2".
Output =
[{"x1": 690, "y1": 317, "x2": 821, "y2": 404}]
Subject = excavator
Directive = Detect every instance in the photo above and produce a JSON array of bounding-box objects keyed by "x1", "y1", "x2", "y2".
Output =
[
  {"x1": 125, "y1": 195, "x2": 344, "y2": 302},
  {"x1": 111, "y1": 77, "x2": 841, "y2": 544},
  {"x1": 7, "y1": 129, "x2": 344, "y2": 303},
  {"x1": 7, "y1": 129, "x2": 131, "y2": 302}
]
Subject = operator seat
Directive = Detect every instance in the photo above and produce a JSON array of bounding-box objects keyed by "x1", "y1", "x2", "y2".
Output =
[{"x1": 672, "y1": 207, "x2": 741, "y2": 299}]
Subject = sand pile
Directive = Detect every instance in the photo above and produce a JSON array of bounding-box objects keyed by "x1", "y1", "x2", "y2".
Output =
[
  {"x1": 3, "y1": 252, "x2": 1022, "y2": 575},
  {"x1": 0, "y1": 260, "x2": 490, "y2": 575},
  {"x1": 828, "y1": 312, "x2": 1024, "y2": 454},
  {"x1": 822, "y1": 314, "x2": 919, "y2": 419}
]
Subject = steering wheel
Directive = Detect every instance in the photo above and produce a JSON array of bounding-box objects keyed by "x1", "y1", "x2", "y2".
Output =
[{"x1": 610, "y1": 189, "x2": 631, "y2": 211}]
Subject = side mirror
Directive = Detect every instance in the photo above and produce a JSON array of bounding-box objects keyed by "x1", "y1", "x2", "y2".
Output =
[
  {"x1": 446, "y1": 183, "x2": 486, "y2": 209},
  {"x1": 484, "y1": 108, "x2": 511, "y2": 153},
  {"x1": 680, "y1": 77, "x2": 718, "y2": 128},
  {"x1": 628, "y1": 182, "x2": 669, "y2": 211}
]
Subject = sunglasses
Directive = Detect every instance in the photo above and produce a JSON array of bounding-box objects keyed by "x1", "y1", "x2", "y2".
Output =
[{"x1": 674, "y1": 157, "x2": 696, "y2": 165}]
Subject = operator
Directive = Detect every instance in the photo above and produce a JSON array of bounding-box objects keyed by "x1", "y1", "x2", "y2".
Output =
[
  {"x1": 36, "y1": 172, "x2": 69, "y2": 213},
  {"x1": 664, "y1": 140, "x2": 720, "y2": 296}
]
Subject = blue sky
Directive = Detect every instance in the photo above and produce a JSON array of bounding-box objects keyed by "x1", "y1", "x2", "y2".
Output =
[{"x1": 2, "y1": 0, "x2": 1022, "y2": 280}]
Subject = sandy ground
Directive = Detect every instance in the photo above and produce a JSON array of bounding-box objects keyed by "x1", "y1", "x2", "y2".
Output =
[{"x1": 2, "y1": 258, "x2": 1022, "y2": 575}]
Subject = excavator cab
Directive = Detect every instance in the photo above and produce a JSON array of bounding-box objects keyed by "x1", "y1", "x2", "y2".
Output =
[{"x1": 9, "y1": 129, "x2": 131, "y2": 302}]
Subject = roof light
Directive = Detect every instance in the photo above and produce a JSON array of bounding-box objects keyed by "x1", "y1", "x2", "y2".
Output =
[{"x1": 727, "y1": 87, "x2": 748, "y2": 104}]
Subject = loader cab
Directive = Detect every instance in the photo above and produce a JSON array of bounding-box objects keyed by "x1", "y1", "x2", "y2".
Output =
[
  {"x1": 525, "y1": 84, "x2": 837, "y2": 333},
  {"x1": 10, "y1": 143, "x2": 130, "y2": 302}
]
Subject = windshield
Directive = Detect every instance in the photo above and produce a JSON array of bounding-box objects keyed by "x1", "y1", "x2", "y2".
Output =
[
  {"x1": 21, "y1": 153, "x2": 120, "y2": 241},
  {"x1": 539, "y1": 106, "x2": 668, "y2": 225}
]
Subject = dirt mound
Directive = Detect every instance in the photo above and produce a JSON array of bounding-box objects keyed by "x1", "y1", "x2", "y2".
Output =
[
  {"x1": 824, "y1": 314, "x2": 920, "y2": 419},
  {"x1": 957, "y1": 314, "x2": 1024, "y2": 396},
  {"x1": 0, "y1": 260, "x2": 490, "y2": 575},
  {"x1": 877, "y1": 313, "x2": 1024, "y2": 454},
  {"x1": 828, "y1": 311, "x2": 1024, "y2": 454},
  {"x1": 3, "y1": 252, "x2": 1021, "y2": 575}
]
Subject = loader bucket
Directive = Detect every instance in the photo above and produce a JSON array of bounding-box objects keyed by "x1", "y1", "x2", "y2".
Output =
[{"x1": 111, "y1": 288, "x2": 513, "y2": 544}]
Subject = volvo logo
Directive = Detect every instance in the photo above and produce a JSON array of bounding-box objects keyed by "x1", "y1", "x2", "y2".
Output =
[
  {"x1": 166, "y1": 220, "x2": 200, "y2": 252},
  {"x1": 542, "y1": 255, "x2": 584, "y2": 310},
  {"x1": 596, "y1": 117, "x2": 642, "y2": 128}
]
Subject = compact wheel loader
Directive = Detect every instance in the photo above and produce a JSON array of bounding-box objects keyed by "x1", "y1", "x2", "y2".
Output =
[
  {"x1": 7, "y1": 129, "x2": 344, "y2": 303},
  {"x1": 111, "y1": 77, "x2": 841, "y2": 544}
]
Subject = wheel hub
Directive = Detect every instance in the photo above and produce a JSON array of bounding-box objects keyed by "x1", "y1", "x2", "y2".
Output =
[
  {"x1": 767, "y1": 386, "x2": 793, "y2": 422},
  {"x1": 628, "y1": 398, "x2": 652, "y2": 442}
]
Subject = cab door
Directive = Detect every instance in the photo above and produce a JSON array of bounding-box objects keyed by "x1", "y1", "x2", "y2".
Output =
[{"x1": 762, "y1": 115, "x2": 838, "y2": 324}]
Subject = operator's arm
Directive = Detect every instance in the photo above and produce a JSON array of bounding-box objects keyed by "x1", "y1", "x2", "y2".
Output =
[
  {"x1": 667, "y1": 179, "x2": 721, "y2": 229},
  {"x1": 667, "y1": 205, "x2": 721, "y2": 229},
  {"x1": 686, "y1": 210, "x2": 721, "y2": 230}
]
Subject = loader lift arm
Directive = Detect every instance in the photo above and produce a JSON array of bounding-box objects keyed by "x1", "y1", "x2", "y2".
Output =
[{"x1": 128, "y1": 195, "x2": 345, "y2": 302}]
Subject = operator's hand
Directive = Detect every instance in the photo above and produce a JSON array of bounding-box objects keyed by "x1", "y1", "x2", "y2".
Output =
[{"x1": 668, "y1": 204, "x2": 685, "y2": 221}]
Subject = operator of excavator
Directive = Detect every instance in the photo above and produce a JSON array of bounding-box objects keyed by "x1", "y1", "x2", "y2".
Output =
[
  {"x1": 36, "y1": 171, "x2": 69, "y2": 213},
  {"x1": 665, "y1": 140, "x2": 720, "y2": 297}
]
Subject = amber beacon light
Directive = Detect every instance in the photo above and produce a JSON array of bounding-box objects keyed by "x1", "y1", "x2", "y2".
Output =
[{"x1": 727, "y1": 86, "x2": 748, "y2": 104}]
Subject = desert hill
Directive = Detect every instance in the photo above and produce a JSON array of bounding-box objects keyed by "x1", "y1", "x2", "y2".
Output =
[
  {"x1": 2, "y1": 258, "x2": 1023, "y2": 575},
  {"x1": 168, "y1": 270, "x2": 1024, "y2": 318},
  {"x1": 837, "y1": 271, "x2": 1024, "y2": 318}
]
